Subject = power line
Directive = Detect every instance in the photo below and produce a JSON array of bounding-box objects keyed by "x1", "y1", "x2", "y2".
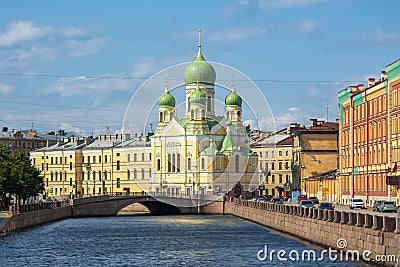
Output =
[{"x1": 0, "y1": 72, "x2": 366, "y2": 83}]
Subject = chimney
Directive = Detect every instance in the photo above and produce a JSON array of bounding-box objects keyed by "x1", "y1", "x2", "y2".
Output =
[
  {"x1": 2, "y1": 127, "x2": 8, "y2": 132},
  {"x1": 368, "y1": 78, "x2": 375, "y2": 87},
  {"x1": 357, "y1": 84, "x2": 364, "y2": 92},
  {"x1": 381, "y1": 71, "x2": 387, "y2": 81},
  {"x1": 336, "y1": 118, "x2": 340, "y2": 124},
  {"x1": 310, "y1": 119, "x2": 317, "y2": 127}
]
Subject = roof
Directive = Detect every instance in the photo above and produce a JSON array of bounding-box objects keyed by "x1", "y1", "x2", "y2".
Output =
[{"x1": 251, "y1": 133, "x2": 289, "y2": 148}]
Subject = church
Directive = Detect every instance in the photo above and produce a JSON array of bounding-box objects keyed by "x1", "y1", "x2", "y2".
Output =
[{"x1": 150, "y1": 33, "x2": 258, "y2": 196}]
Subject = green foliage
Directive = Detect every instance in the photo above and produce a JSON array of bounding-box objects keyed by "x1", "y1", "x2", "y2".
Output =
[{"x1": 0, "y1": 144, "x2": 44, "y2": 204}]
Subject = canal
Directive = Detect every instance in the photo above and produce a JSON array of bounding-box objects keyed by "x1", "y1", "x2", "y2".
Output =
[{"x1": 0, "y1": 215, "x2": 365, "y2": 266}]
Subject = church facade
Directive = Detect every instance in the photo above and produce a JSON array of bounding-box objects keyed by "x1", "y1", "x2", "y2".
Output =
[{"x1": 149, "y1": 40, "x2": 258, "y2": 196}]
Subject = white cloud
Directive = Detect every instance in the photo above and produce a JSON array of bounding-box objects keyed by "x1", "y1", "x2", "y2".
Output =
[
  {"x1": 375, "y1": 28, "x2": 400, "y2": 44},
  {"x1": 0, "y1": 83, "x2": 12, "y2": 93},
  {"x1": 208, "y1": 26, "x2": 269, "y2": 42},
  {"x1": 297, "y1": 19, "x2": 318, "y2": 35},
  {"x1": 287, "y1": 107, "x2": 299, "y2": 112},
  {"x1": 62, "y1": 37, "x2": 109, "y2": 57},
  {"x1": 259, "y1": 0, "x2": 325, "y2": 10},
  {"x1": 0, "y1": 21, "x2": 51, "y2": 47},
  {"x1": 59, "y1": 122, "x2": 87, "y2": 135}
]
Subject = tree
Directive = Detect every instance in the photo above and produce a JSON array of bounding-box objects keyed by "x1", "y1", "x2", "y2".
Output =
[{"x1": 0, "y1": 145, "x2": 44, "y2": 207}]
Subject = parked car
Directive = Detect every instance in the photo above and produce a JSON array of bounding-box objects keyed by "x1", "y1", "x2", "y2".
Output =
[
  {"x1": 349, "y1": 198, "x2": 365, "y2": 209},
  {"x1": 299, "y1": 200, "x2": 315, "y2": 208},
  {"x1": 271, "y1": 197, "x2": 284, "y2": 204},
  {"x1": 318, "y1": 202, "x2": 334, "y2": 210},
  {"x1": 297, "y1": 194, "x2": 308, "y2": 203},
  {"x1": 264, "y1": 195, "x2": 273, "y2": 202},
  {"x1": 376, "y1": 201, "x2": 397, "y2": 213},
  {"x1": 372, "y1": 200, "x2": 383, "y2": 212},
  {"x1": 254, "y1": 196, "x2": 267, "y2": 202},
  {"x1": 309, "y1": 197, "x2": 319, "y2": 204}
]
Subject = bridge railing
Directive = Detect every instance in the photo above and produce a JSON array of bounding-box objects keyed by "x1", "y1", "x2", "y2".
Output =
[
  {"x1": 231, "y1": 198, "x2": 400, "y2": 234},
  {"x1": 9, "y1": 200, "x2": 70, "y2": 215}
]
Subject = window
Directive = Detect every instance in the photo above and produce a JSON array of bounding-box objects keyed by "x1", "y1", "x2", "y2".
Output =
[
  {"x1": 55, "y1": 157, "x2": 58, "y2": 164},
  {"x1": 259, "y1": 162, "x2": 263, "y2": 170},
  {"x1": 127, "y1": 170, "x2": 130, "y2": 180},
  {"x1": 46, "y1": 163, "x2": 48, "y2": 171},
  {"x1": 157, "y1": 159, "x2": 161, "y2": 171},
  {"x1": 259, "y1": 151, "x2": 262, "y2": 158},
  {"x1": 69, "y1": 162, "x2": 72, "y2": 171},
  {"x1": 41, "y1": 163, "x2": 44, "y2": 171},
  {"x1": 172, "y1": 153, "x2": 176, "y2": 172},
  {"x1": 134, "y1": 153, "x2": 137, "y2": 162},
  {"x1": 272, "y1": 175, "x2": 275, "y2": 183},
  {"x1": 127, "y1": 154, "x2": 130, "y2": 162},
  {"x1": 149, "y1": 168, "x2": 151, "y2": 178},
  {"x1": 98, "y1": 171, "x2": 101, "y2": 181},
  {"x1": 93, "y1": 156, "x2": 96, "y2": 164},
  {"x1": 116, "y1": 178, "x2": 121, "y2": 188},
  {"x1": 134, "y1": 169, "x2": 137, "y2": 179},
  {"x1": 188, "y1": 158, "x2": 191, "y2": 170},
  {"x1": 87, "y1": 171, "x2": 91, "y2": 180},
  {"x1": 202, "y1": 158, "x2": 205, "y2": 170},
  {"x1": 142, "y1": 153, "x2": 145, "y2": 161},
  {"x1": 116, "y1": 160, "x2": 120, "y2": 170},
  {"x1": 278, "y1": 162, "x2": 282, "y2": 170},
  {"x1": 105, "y1": 155, "x2": 108, "y2": 163},
  {"x1": 177, "y1": 153, "x2": 181, "y2": 172},
  {"x1": 278, "y1": 150, "x2": 282, "y2": 157},
  {"x1": 104, "y1": 171, "x2": 107, "y2": 180},
  {"x1": 271, "y1": 162, "x2": 275, "y2": 170},
  {"x1": 271, "y1": 151, "x2": 275, "y2": 158},
  {"x1": 70, "y1": 178, "x2": 73, "y2": 187},
  {"x1": 265, "y1": 151, "x2": 269, "y2": 158},
  {"x1": 116, "y1": 153, "x2": 120, "y2": 157},
  {"x1": 87, "y1": 156, "x2": 90, "y2": 164},
  {"x1": 51, "y1": 157, "x2": 53, "y2": 164},
  {"x1": 141, "y1": 169, "x2": 145, "y2": 180},
  {"x1": 235, "y1": 155, "x2": 239, "y2": 173},
  {"x1": 207, "y1": 96, "x2": 212, "y2": 112},
  {"x1": 168, "y1": 154, "x2": 172, "y2": 172},
  {"x1": 149, "y1": 153, "x2": 152, "y2": 161},
  {"x1": 279, "y1": 174, "x2": 282, "y2": 183},
  {"x1": 285, "y1": 150, "x2": 289, "y2": 157},
  {"x1": 82, "y1": 172, "x2": 85, "y2": 181},
  {"x1": 93, "y1": 172, "x2": 96, "y2": 181},
  {"x1": 99, "y1": 155, "x2": 101, "y2": 163},
  {"x1": 285, "y1": 162, "x2": 289, "y2": 170}
]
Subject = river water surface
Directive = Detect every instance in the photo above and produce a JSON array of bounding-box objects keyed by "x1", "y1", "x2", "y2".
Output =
[{"x1": 0, "y1": 215, "x2": 365, "y2": 266}]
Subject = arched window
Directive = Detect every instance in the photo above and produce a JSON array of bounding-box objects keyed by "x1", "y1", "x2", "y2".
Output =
[
  {"x1": 157, "y1": 159, "x2": 161, "y2": 171},
  {"x1": 172, "y1": 153, "x2": 176, "y2": 172},
  {"x1": 159, "y1": 111, "x2": 163, "y2": 122},
  {"x1": 141, "y1": 169, "x2": 145, "y2": 180},
  {"x1": 188, "y1": 158, "x2": 191, "y2": 170},
  {"x1": 148, "y1": 168, "x2": 152, "y2": 178},
  {"x1": 177, "y1": 153, "x2": 181, "y2": 172},
  {"x1": 237, "y1": 111, "x2": 241, "y2": 120},
  {"x1": 207, "y1": 96, "x2": 212, "y2": 112},
  {"x1": 191, "y1": 110, "x2": 195, "y2": 120},
  {"x1": 235, "y1": 155, "x2": 240, "y2": 173},
  {"x1": 133, "y1": 169, "x2": 137, "y2": 180},
  {"x1": 168, "y1": 154, "x2": 172, "y2": 172},
  {"x1": 127, "y1": 170, "x2": 130, "y2": 180},
  {"x1": 201, "y1": 158, "x2": 205, "y2": 169}
]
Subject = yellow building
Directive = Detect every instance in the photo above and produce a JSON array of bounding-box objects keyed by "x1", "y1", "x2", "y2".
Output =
[
  {"x1": 251, "y1": 129, "x2": 293, "y2": 197},
  {"x1": 30, "y1": 137, "x2": 87, "y2": 197},
  {"x1": 292, "y1": 119, "x2": 339, "y2": 202}
]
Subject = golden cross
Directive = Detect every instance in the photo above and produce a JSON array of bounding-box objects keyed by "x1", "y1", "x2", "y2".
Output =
[
  {"x1": 198, "y1": 28, "x2": 202, "y2": 48},
  {"x1": 165, "y1": 73, "x2": 169, "y2": 92}
]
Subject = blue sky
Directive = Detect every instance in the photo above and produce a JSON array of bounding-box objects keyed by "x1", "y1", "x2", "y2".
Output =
[{"x1": 0, "y1": 0, "x2": 399, "y2": 135}]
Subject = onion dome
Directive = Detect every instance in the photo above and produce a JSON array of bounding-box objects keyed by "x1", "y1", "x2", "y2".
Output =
[
  {"x1": 184, "y1": 30, "x2": 216, "y2": 85},
  {"x1": 189, "y1": 83, "x2": 206, "y2": 105},
  {"x1": 225, "y1": 84, "x2": 242, "y2": 107},
  {"x1": 158, "y1": 86, "x2": 175, "y2": 108}
]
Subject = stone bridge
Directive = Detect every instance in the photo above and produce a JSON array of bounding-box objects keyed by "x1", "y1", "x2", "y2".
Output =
[{"x1": 71, "y1": 194, "x2": 224, "y2": 217}]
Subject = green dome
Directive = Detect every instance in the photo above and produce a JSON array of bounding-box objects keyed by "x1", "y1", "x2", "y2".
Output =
[
  {"x1": 189, "y1": 86, "x2": 206, "y2": 105},
  {"x1": 225, "y1": 88, "x2": 242, "y2": 107},
  {"x1": 158, "y1": 90, "x2": 175, "y2": 108},
  {"x1": 184, "y1": 52, "x2": 216, "y2": 85}
]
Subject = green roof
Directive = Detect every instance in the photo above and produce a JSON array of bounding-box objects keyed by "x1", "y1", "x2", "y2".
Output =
[
  {"x1": 184, "y1": 52, "x2": 216, "y2": 85},
  {"x1": 220, "y1": 133, "x2": 234, "y2": 152},
  {"x1": 158, "y1": 90, "x2": 175, "y2": 108},
  {"x1": 189, "y1": 86, "x2": 206, "y2": 105},
  {"x1": 225, "y1": 89, "x2": 242, "y2": 107}
]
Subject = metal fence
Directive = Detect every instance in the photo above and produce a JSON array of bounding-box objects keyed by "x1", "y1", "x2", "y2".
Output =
[{"x1": 9, "y1": 200, "x2": 70, "y2": 215}]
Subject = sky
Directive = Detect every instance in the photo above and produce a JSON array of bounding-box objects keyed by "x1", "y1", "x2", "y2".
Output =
[{"x1": 1, "y1": 0, "x2": 400, "y2": 136}]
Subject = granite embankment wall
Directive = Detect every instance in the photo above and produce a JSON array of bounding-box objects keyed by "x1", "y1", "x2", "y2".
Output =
[
  {"x1": 225, "y1": 200, "x2": 400, "y2": 266},
  {"x1": 1, "y1": 206, "x2": 72, "y2": 235}
]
